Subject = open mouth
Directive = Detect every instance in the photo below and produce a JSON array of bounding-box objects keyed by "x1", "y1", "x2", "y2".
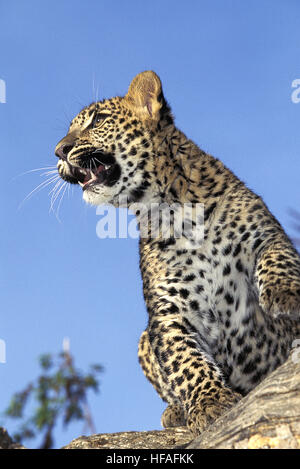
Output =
[{"x1": 62, "y1": 151, "x2": 121, "y2": 189}]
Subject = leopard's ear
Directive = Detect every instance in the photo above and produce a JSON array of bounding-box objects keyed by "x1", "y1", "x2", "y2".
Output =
[{"x1": 124, "y1": 71, "x2": 164, "y2": 121}]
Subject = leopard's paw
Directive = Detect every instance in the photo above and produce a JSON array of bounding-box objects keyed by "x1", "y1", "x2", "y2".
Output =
[
  {"x1": 161, "y1": 404, "x2": 186, "y2": 428},
  {"x1": 186, "y1": 390, "x2": 241, "y2": 436}
]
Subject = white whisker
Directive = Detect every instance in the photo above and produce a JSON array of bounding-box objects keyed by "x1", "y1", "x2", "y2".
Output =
[
  {"x1": 92, "y1": 73, "x2": 100, "y2": 103},
  {"x1": 41, "y1": 170, "x2": 59, "y2": 177},
  {"x1": 49, "y1": 180, "x2": 63, "y2": 212},
  {"x1": 49, "y1": 180, "x2": 64, "y2": 212},
  {"x1": 50, "y1": 180, "x2": 66, "y2": 213},
  {"x1": 18, "y1": 175, "x2": 60, "y2": 210},
  {"x1": 12, "y1": 166, "x2": 57, "y2": 182},
  {"x1": 55, "y1": 182, "x2": 68, "y2": 222},
  {"x1": 49, "y1": 179, "x2": 62, "y2": 196}
]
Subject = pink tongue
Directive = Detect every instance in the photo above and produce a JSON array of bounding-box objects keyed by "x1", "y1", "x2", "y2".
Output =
[
  {"x1": 83, "y1": 165, "x2": 105, "y2": 185},
  {"x1": 95, "y1": 164, "x2": 105, "y2": 175}
]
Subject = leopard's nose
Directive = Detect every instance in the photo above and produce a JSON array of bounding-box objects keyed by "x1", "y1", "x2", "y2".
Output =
[{"x1": 55, "y1": 144, "x2": 74, "y2": 160}]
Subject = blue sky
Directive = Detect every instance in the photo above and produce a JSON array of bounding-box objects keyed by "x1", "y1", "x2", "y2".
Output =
[{"x1": 1, "y1": 0, "x2": 300, "y2": 448}]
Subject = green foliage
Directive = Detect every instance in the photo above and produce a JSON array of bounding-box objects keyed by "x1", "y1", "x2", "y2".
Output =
[{"x1": 4, "y1": 351, "x2": 102, "y2": 449}]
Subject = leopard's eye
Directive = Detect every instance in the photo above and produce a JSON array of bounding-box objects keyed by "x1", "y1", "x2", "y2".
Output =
[{"x1": 92, "y1": 112, "x2": 110, "y2": 128}]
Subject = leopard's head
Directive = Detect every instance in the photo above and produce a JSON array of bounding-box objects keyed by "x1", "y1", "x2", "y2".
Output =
[{"x1": 55, "y1": 71, "x2": 173, "y2": 206}]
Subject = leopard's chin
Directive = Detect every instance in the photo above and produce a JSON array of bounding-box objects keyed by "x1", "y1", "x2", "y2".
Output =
[{"x1": 82, "y1": 185, "x2": 117, "y2": 206}]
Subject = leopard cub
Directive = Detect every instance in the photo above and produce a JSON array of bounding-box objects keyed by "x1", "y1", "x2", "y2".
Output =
[{"x1": 55, "y1": 71, "x2": 300, "y2": 435}]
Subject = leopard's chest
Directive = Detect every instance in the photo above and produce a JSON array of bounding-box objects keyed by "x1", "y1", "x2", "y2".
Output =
[
  {"x1": 140, "y1": 233, "x2": 257, "y2": 341},
  {"x1": 140, "y1": 228, "x2": 291, "y2": 394}
]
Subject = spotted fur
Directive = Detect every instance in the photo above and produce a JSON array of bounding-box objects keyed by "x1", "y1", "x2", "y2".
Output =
[{"x1": 55, "y1": 71, "x2": 300, "y2": 435}]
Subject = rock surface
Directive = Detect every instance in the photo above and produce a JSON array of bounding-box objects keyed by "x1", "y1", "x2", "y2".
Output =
[{"x1": 63, "y1": 427, "x2": 192, "y2": 449}]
